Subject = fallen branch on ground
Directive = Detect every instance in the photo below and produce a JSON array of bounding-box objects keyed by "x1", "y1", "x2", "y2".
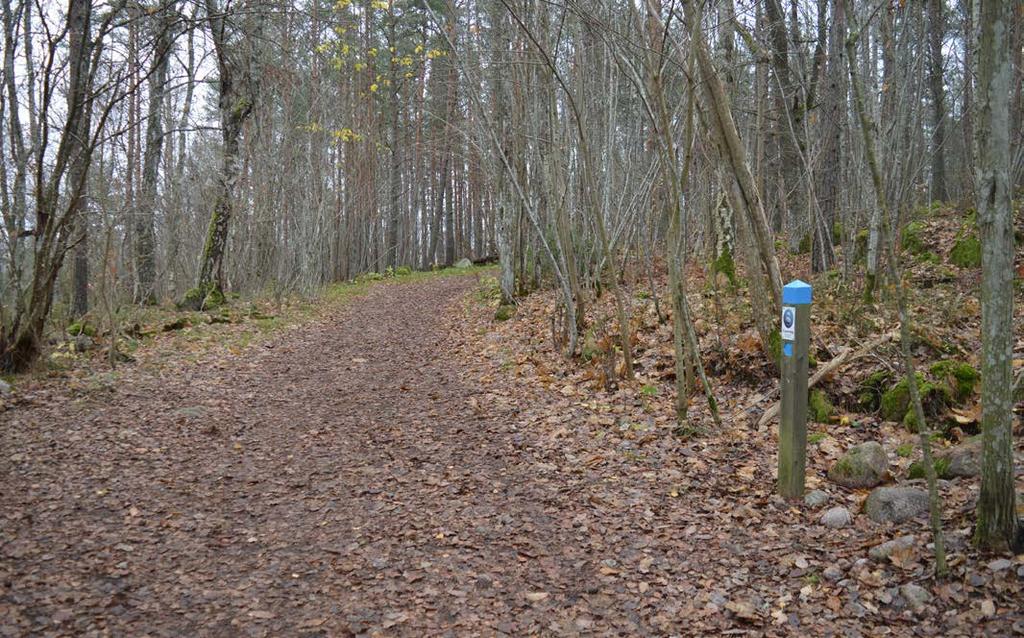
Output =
[{"x1": 756, "y1": 332, "x2": 895, "y2": 428}]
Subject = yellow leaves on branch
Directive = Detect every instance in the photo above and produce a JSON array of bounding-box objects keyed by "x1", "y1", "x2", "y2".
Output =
[
  {"x1": 298, "y1": 122, "x2": 363, "y2": 144},
  {"x1": 331, "y1": 128, "x2": 362, "y2": 143}
]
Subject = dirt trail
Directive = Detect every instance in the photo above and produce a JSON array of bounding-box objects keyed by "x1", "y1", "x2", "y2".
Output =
[
  {"x1": 4, "y1": 277, "x2": 1019, "y2": 637},
  {"x1": 0, "y1": 277, "x2": 640, "y2": 636}
]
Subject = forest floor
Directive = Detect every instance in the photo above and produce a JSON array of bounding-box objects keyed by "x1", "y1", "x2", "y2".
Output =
[{"x1": 2, "y1": 247, "x2": 1023, "y2": 635}]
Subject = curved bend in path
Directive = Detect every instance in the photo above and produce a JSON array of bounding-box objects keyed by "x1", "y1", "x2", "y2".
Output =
[{"x1": 2, "y1": 277, "x2": 655, "y2": 636}]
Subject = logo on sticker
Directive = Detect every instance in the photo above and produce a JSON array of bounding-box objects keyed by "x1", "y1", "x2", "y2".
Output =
[{"x1": 782, "y1": 308, "x2": 794, "y2": 330}]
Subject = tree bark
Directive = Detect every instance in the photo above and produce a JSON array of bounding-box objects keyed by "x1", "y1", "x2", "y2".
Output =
[
  {"x1": 973, "y1": 0, "x2": 1020, "y2": 553},
  {"x1": 135, "y1": 2, "x2": 175, "y2": 303},
  {"x1": 190, "y1": 0, "x2": 260, "y2": 306},
  {"x1": 927, "y1": 0, "x2": 948, "y2": 201}
]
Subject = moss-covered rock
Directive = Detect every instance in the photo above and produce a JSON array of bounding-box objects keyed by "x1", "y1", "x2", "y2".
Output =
[
  {"x1": 900, "y1": 381, "x2": 954, "y2": 432},
  {"x1": 66, "y1": 321, "x2": 97, "y2": 337},
  {"x1": 900, "y1": 221, "x2": 927, "y2": 254},
  {"x1": 948, "y1": 233, "x2": 981, "y2": 268},
  {"x1": 179, "y1": 286, "x2": 206, "y2": 310},
  {"x1": 880, "y1": 373, "x2": 925, "y2": 422},
  {"x1": 494, "y1": 304, "x2": 516, "y2": 321},
  {"x1": 828, "y1": 441, "x2": 889, "y2": 488},
  {"x1": 808, "y1": 389, "x2": 834, "y2": 423},
  {"x1": 909, "y1": 437, "x2": 983, "y2": 480},
  {"x1": 832, "y1": 221, "x2": 843, "y2": 246},
  {"x1": 203, "y1": 288, "x2": 226, "y2": 309},
  {"x1": 859, "y1": 369, "x2": 894, "y2": 411},
  {"x1": 907, "y1": 456, "x2": 952, "y2": 480},
  {"x1": 179, "y1": 284, "x2": 225, "y2": 311},
  {"x1": 929, "y1": 360, "x2": 979, "y2": 402}
]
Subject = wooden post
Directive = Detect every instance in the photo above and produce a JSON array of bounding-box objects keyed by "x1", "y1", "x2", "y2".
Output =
[{"x1": 778, "y1": 279, "x2": 811, "y2": 498}]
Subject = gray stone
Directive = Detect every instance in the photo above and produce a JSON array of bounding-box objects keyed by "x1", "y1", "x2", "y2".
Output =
[
  {"x1": 828, "y1": 441, "x2": 889, "y2": 489},
  {"x1": 899, "y1": 583, "x2": 932, "y2": 612},
  {"x1": 987, "y1": 558, "x2": 1012, "y2": 572},
  {"x1": 0, "y1": 379, "x2": 10, "y2": 397},
  {"x1": 454, "y1": 258, "x2": 473, "y2": 269},
  {"x1": 804, "y1": 490, "x2": 829, "y2": 508},
  {"x1": 174, "y1": 406, "x2": 208, "y2": 420},
  {"x1": 822, "y1": 566, "x2": 844, "y2": 582},
  {"x1": 72, "y1": 335, "x2": 95, "y2": 353},
  {"x1": 942, "y1": 438, "x2": 982, "y2": 477},
  {"x1": 820, "y1": 506, "x2": 853, "y2": 529},
  {"x1": 864, "y1": 487, "x2": 929, "y2": 524},
  {"x1": 868, "y1": 535, "x2": 916, "y2": 562}
]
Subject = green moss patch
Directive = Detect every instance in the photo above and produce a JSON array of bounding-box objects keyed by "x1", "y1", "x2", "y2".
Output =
[
  {"x1": 907, "y1": 456, "x2": 952, "y2": 480},
  {"x1": 711, "y1": 247, "x2": 737, "y2": 287},
  {"x1": 66, "y1": 321, "x2": 97, "y2": 337},
  {"x1": 798, "y1": 234, "x2": 812, "y2": 254},
  {"x1": 900, "y1": 221, "x2": 927, "y2": 254},
  {"x1": 859, "y1": 369, "x2": 893, "y2": 411},
  {"x1": 929, "y1": 360, "x2": 979, "y2": 402},
  {"x1": 878, "y1": 360, "x2": 975, "y2": 430},
  {"x1": 854, "y1": 229, "x2": 869, "y2": 263},
  {"x1": 494, "y1": 304, "x2": 516, "y2": 321},
  {"x1": 808, "y1": 389, "x2": 834, "y2": 423},
  {"x1": 880, "y1": 373, "x2": 925, "y2": 422},
  {"x1": 949, "y1": 234, "x2": 981, "y2": 268}
]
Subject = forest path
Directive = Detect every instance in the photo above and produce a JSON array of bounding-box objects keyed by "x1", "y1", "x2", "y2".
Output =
[{"x1": 2, "y1": 276, "x2": 656, "y2": 636}]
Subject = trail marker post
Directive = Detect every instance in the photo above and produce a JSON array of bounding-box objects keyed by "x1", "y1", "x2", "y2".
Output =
[{"x1": 778, "y1": 279, "x2": 811, "y2": 498}]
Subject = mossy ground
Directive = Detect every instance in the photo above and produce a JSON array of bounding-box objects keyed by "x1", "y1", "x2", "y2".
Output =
[
  {"x1": 948, "y1": 234, "x2": 981, "y2": 268},
  {"x1": 494, "y1": 304, "x2": 516, "y2": 321},
  {"x1": 877, "y1": 359, "x2": 978, "y2": 432},
  {"x1": 907, "y1": 456, "x2": 952, "y2": 480},
  {"x1": 900, "y1": 221, "x2": 927, "y2": 254},
  {"x1": 66, "y1": 321, "x2": 97, "y2": 337}
]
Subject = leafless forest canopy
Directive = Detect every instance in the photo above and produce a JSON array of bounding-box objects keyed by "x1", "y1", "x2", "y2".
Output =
[{"x1": 0, "y1": 0, "x2": 1020, "y2": 370}]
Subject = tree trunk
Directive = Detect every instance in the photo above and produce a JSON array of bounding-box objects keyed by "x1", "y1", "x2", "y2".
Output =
[
  {"x1": 190, "y1": 0, "x2": 259, "y2": 306},
  {"x1": 135, "y1": 3, "x2": 174, "y2": 303},
  {"x1": 973, "y1": 0, "x2": 1020, "y2": 553},
  {"x1": 927, "y1": 0, "x2": 948, "y2": 201}
]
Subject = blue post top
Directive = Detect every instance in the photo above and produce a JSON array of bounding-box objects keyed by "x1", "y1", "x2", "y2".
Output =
[{"x1": 782, "y1": 279, "x2": 813, "y2": 305}]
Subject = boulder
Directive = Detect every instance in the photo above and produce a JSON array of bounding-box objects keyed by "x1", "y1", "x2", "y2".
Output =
[
  {"x1": 828, "y1": 441, "x2": 889, "y2": 488},
  {"x1": 908, "y1": 438, "x2": 982, "y2": 479},
  {"x1": 865, "y1": 487, "x2": 929, "y2": 524},
  {"x1": 869, "y1": 535, "x2": 916, "y2": 562},
  {"x1": 943, "y1": 438, "x2": 982, "y2": 477},
  {"x1": 454, "y1": 258, "x2": 473, "y2": 269},
  {"x1": 0, "y1": 379, "x2": 10, "y2": 396},
  {"x1": 820, "y1": 506, "x2": 853, "y2": 529}
]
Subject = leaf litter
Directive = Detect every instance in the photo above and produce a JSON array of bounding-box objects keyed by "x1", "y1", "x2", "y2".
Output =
[{"x1": 0, "y1": 268, "x2": 1022, "y2": 636}]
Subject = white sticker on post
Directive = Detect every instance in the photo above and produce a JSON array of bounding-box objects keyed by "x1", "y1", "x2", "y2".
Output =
[{"x1": 781, "y1": 306, "x2": 796, "y2": 341}]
